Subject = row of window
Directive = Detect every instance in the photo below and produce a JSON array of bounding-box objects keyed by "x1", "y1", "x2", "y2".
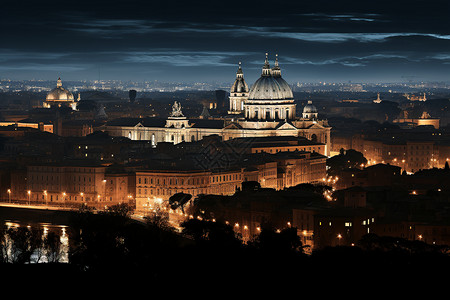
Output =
[
  {"x1": 29, "y1": 174, "x2": 95, "y2": 183},
  {"x1": 137, "y1": 173, "x2": 242, "y2": 186},
  {"x1": 138, "y1": 184, "x2": 240, "y2": 197},
  {"x1": 254, "y1": 146, "x2": 321, "y2": 153},
  {"x1": 29, "y1": 167, "x2": 100, "y2": 173}
]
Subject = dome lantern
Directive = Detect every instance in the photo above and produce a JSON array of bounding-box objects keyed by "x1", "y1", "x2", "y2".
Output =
[
  {"x1": 262, "y1": 52, "x2": 271, "y2": 76},
  {"x1": 272, "y1": 54, "x2": 281, "y2": 77},
  {"x1": 236, "y1": 61, "x2": 244, "y2": 78}
]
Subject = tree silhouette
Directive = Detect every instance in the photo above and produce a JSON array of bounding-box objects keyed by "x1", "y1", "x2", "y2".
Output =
[
  {"x1": 44, "y1": 231, "x2": 64, "y2": 263},
  {"x1": 169, "y1": 192, "x2": 192, "y2": 213},
  {"x1": 180, "y1": 219, "x2": 242, "y2": 249},
  {"x1": 129, "y1": 90, "x2": 137, "y2": 103},
  {"x1": 327, "y1": 149, "x2": 367, "y2": 176},
  {"x1": 248, "y1": 224, "x2": 304, "y2": 255},
  {"x1": 1, "y1": 226, "x2": 44, "y2": 263}
]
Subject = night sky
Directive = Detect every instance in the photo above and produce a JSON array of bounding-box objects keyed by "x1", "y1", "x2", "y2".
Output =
[{"x1": 1, "y1": 0, "x2": 450, "y2": 84}]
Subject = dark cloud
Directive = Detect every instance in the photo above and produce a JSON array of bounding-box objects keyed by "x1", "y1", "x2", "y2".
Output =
[{"x1": 1, "y1": 0, "x2": 450, "y2": 82}]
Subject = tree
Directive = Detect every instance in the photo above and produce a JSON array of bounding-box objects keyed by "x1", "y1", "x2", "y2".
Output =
[
  {"x1": 1, "y1": 226, "x2": 44, "y2": 264},
  {"x1": 241, "y1": 181, "x2": 260, "y2": 192},
  {"x1": 169, "y1": 192, "x2": 192, "y2": 213},
  {"x1": 44, "y1": 230, "x2": 64, "y2": 263},
  {"x1": 327, "y1": 149, "x2": 367, "y2": 176},
  {"x1": 248, "y1": 224, "x2": 304, "y2": 255},
  {"x1": 102, "y1": 203, "x2": 133, "y2": 218},
  {"x1": 288, "y1": 183, "x2": 332, "y2": 195},
  {"x1": 180, "y1": 219, "x2": 242, "y2": 249},
  {"x1": 129, "y1": 89, "x2": 137, "y2": 103}
]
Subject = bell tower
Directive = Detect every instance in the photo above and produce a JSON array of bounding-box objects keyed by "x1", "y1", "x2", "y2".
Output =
[{"x1": 228, "y1": 62, "x2": 249, "y2": 115}]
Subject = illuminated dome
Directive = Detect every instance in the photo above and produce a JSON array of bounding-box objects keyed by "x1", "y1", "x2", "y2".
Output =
[
  {"x1": 230, "y1": 62, "x2": 249, "y2": 94},
  {"x1": 46, "y1": 78, "x2": 74, "y2": 101},
  {"x1": 302, "y1": 100, "x2": 318, "y2": 120},
  {"x1": 43, "y1": 78, "x2": 77, "y2": 110},
  {"x1": 248, "y1": 54, "x2": 293, "y2": 101},
  {"x1": 303, "y1": 100, "x2": 317, "y2": 114},
  {"x1": 243, "y1": 54, "x2": 297, "y2": 121}
]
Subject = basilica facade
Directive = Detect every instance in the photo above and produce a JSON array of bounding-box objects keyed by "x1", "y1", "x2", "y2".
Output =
[{"x1": 105, "y1": 54, "x2": 332, "y2": 156}]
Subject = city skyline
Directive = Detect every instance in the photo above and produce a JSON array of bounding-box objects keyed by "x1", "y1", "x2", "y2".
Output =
[{"x1": 2, "y1": 0, "x2": 450, "y2": 83}]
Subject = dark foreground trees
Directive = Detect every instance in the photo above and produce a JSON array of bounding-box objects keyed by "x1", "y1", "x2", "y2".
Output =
[{"x1": 2, "y1": 208, "x2": 450, "y2": 285}]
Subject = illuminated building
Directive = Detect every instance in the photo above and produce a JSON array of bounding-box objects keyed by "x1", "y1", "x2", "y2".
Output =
[
  {"x1": 314, "y1": 209, "x2": 376, "y2": 248},
  {"x1": 405, "y1": 92, "x2": 427, "y2": 101},
  {"x1": 333, "y1": 131, "x2": 449, "y2": 173},
  {"x1": 393, "y1": 111, "x2": 440, "y2": 129},
  {"x1": 16, "y1": 162, "x2": 135, "y2": 209},
  {"x1": 134, "y1": 150, "x2": 327, "y2": 213},
  {"x1": 43, "y1": 77, "x2": 78, "y2": 110},
  {"x1": 373, "y1": 92, "x2": 382, "y2": 104},
  {"x1": 105, "y1": 54, "x2": 332, "y2": 156},
  {"x1": 0, "y1": 121, "x2": 53, "y2": 133}
]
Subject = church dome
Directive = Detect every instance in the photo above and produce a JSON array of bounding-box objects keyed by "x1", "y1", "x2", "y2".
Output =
[
  {"x1": 46, "y1": 78, "x2": 74, "y2": 101},
  {"x1": 248, "y1": 76, "x2": 293, "y2": 100},
  {"x1": 230, "y1": 62, "x2": 249, "y2": 94},
  {"x1": 248, "y1": 54, "x2": 293, "y2": 101},
  {"x1": 231, "y1": 79, "x2": 249, "y2": 94},
  {"x1": 303, "y1": 100, "x2": 317, "y2": 113}
]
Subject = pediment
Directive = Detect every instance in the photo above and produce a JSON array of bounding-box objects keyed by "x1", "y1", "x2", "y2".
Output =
[
  {"x1": 134, "y1": 122, "x2": 144, "y2": 128},
  {"x1": 224, "y1": 122, "x2": 242, "y2": 130},
  {"x1": 307, "y1": 122, "x2": 325, "y2": 129},
  {"x1": 276, "y1": 122, "x2": 297, "y2": 130}
]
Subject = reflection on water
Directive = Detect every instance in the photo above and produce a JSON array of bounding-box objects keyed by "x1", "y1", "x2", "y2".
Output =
[{"x1": 3, "y1": 221, "x2": 69, "y2": 263}]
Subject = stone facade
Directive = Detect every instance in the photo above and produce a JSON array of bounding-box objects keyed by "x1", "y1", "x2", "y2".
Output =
[{"x1": 105, "y1": 54, "x2": 332, "y2": 155}]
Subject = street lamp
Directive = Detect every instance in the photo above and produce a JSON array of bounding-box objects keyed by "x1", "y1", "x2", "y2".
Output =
[
  {"x1": 43, "y1": 190, "x2": 47, "y2": 206},
  {"x1": 62, "y1": 192, "x2": 66, "y2": 208},
  {"x1": 27, "y1": 190, "x2": 31, "y2": 205},
  {"x1": 102, "y1": 179, "x2": 107, "y2": 202},
  {"x1": 7, "y1": 189, "x2": 11, "y2": 203}
]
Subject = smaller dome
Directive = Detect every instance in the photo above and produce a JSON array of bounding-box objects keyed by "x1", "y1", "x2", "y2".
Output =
[
  {"x1": 303, "y1": 100, "x2": 317, "y2": 113},
  {"x1": 230, "y1": 62, "x2": 249, "y2": 94},
  {"x1": 46, "y1": 78, "x2": 74, "y2": 101},
  {"x1": 231, "y1": 79, "x2": 249, "y2": 94}
]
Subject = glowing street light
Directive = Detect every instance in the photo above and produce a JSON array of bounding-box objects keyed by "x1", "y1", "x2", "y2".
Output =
[
  {"x1": 102, "y1": 179, "x2": 107, "y2": 201},
  {"x1": 7, "y1": 189, "x2": 11, "y2": 203},
  {"x1": 27, "y1": 190, "x2": 31, "y2": 205},
  {"x1": 62, "y1": 192, "x2": 66, "y2": 208},
  {"x1": 337, "y1": 233, "x2": 342, "y2": 245},
  {"x1": 43, "y1": 190, "x2": 47, "y2": 206}
]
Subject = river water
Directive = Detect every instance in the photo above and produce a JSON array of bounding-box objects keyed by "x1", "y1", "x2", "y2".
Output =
[
  {"x1": 3, "y1": 221, "x2": 70, "y2": 263},
  {"x1": 1, "y1": 205, "x2": 72, "y2": 263}
]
